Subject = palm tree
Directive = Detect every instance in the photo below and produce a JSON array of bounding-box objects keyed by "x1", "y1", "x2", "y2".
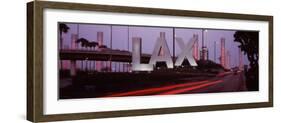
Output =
[
  {"x1": 59, "y1": 23, "x2": 69, "y2": 70},
  {"x1": 59, "y1": 23, "x2": 70, "y2": 49},
  {"x1": 76, "y1": 38, "x2": 89, "y2": 71},
  {"x1": 76, "y1": 38, "x2": 89, "y2": 48},
  {"x1": 76, "y1": 38, "x2": 99, "y2": 71},
  {"x1": 76, "y1": 38, "x2": 99, "y2": 49}
]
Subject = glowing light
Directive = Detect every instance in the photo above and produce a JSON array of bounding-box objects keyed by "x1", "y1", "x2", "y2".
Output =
[
  {"x1": 106, "y1": 80, "x2": 210, "y2": 97},
  {"x1": 159, "y1": 80, "x2": 223, "y2": 95}
]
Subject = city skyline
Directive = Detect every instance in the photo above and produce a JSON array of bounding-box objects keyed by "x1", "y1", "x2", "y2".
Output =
[
  {"x1": 61, "y1": 23, "x2": 250, "y2": 69},
  {"x1": 58, "y1": 22, "x2": 259, "y2": 99}
]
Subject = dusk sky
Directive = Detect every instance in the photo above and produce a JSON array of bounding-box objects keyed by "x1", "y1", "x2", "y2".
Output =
[{"x1": 61, "y1": 23, "x2": 250, "y2": 68}]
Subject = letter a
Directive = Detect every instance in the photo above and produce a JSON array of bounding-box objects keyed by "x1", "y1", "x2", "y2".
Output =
[{"x1": 149, "y1": 32, "x2": 173, "y2": 68}]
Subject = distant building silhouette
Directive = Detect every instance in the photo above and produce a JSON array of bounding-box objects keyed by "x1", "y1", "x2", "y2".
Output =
[
  {"x1": 70, "y1": 34, "x2": 78, "y2": 76},
  {"x1": 239, "y1": 49, "x2": 243, "y2": 70},
  {"x1": 200, "y1": 46, "x2": 209, "y2": 61},
  {"x1": 220, "y1": 37, "x2": 226, "y2": 68},
  {"x1": 96, "y1": 32, "x2": 104, "y2": 72},
  {"x1": 192, "y1": 34, "x2": 199, "y2": 60}
]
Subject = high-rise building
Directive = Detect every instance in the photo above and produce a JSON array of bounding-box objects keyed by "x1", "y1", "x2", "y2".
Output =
[
  {"x1": 225, "y1": 50, "x2": 230, "y2": 69},
  {"x1": 239, "y1": 49, "x2": 243, "y2": 70},
  {"x1": 71, "y1": 34, "x2": 78, "y2": 50},
  {"x1": 70, "y1": 34, "x2": 78, "y2": 76},
  {"x1": 200, "y1": 30, "x2": 208, "y2": 61},
  {"x1": 200, "y1": 46, "x2": 208, "y2": 61},
  {"x1": 192, "y1": 34, "x2": 199, "y2": 60},
  {"x1": 220, "y1": 37, "x2": 226, "y2": 68},
  {"x1": 96, "y1": 32, "x2": 104, "y2": 72},
  {"x1": 214, "y1": 41, "x2": 217, "y2": 63}
]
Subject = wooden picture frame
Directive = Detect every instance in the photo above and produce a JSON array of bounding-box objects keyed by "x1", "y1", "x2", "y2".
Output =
[{"x1": 27, "y1": 1, "x2": 273, "y2": 122}]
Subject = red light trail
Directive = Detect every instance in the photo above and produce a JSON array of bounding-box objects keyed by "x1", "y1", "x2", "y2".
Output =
[
  {"x1": 159, "y1": 80, "x2": 223, "y2": 95},
  {"x1": 106, "y1": 79, "x2": 223, "y2": 97}
]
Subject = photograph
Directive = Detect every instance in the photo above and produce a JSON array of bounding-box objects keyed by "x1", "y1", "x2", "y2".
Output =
[
  {"x1": 58, "y1": 23, "x2": 259, "y2": 99},
  {"x1": 26, "y1": 1, "x2": 273, "y2": 122}
]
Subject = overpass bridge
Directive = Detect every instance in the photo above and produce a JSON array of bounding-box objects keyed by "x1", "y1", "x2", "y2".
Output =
[{"x1": 60, "y1": 49, "x2": 151, "y2": 63}]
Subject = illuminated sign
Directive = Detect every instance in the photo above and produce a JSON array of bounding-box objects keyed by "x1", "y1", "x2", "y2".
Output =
[{"x1": 132, "y1": 32, "x2": 198, "y2": 71}]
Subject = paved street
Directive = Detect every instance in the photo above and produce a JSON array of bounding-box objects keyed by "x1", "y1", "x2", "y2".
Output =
[{"x1": 105, "y1": 71, "x2": 247, "y2": 97}]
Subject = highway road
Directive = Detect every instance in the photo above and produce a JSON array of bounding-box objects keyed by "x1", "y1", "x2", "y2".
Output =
[{"x1": 105, "y1": 71, "x2": 247, "y2": 97}]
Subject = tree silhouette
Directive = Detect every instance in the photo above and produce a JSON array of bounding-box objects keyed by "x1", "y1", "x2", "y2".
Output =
[
  {"x1": 76, "y1": 38, "x2": 99, "y2": 49},
  {"x1": 234, "y1": 31, "x2": 259, "y2": 91},
  {"x1": 59, "y1": 23, "x2": 69, "y2": 70},
  {"x1": 59, "y1": 23, "x2": 70, "y2": 49},
  {"x1": 234, "y1": 31, "x2": 259, "y2": 68},
  {"x1": 76, "y1": 38, "x2": 99, "y2": 71}
]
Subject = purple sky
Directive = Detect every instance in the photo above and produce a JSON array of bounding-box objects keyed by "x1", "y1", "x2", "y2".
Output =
[{"x1": 61, "y1": 23, "x2": 249, "y2": 68}]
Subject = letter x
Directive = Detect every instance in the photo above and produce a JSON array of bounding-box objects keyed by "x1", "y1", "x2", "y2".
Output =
[{"x1": 175, "y1": 36, "x2": 198, "y2": 66}]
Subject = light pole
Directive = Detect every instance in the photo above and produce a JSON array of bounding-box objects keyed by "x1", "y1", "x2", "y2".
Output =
[
  {"x1": 201, "y1": 29, "x2": 208, "y2": 60},
  {"x1": 214, "y1": 41, "x2": 216, "y2": 63}
]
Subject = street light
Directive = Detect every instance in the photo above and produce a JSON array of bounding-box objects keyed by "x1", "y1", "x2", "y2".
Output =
[{"x1": 201, "y1": 29, "x2": 209, "y2": 61}]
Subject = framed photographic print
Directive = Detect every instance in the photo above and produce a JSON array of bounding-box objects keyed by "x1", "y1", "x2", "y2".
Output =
[{"x1": 27, "y1": 0, "x2": 273, "y2": 122}]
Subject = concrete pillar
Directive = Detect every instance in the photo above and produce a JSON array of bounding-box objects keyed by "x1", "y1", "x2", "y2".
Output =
[
  {"x1": 132, "y1": 37, "x2": 142, "y2": 66},
  {"x1": 192, "y1": 34, "x2": 199, "y2": 60},
  {"x1": 70, "y1": 34, "x2": 78, "y2": 76},
  {"x1": 220, "y1": 37, "x2": 226, "y2": 68},
  {"x1": 96, "y1": 32, "x2": 104, "y2": 71},
  {"x1": 71, "y1": 34, "x2": 78, "y2": 50}
]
